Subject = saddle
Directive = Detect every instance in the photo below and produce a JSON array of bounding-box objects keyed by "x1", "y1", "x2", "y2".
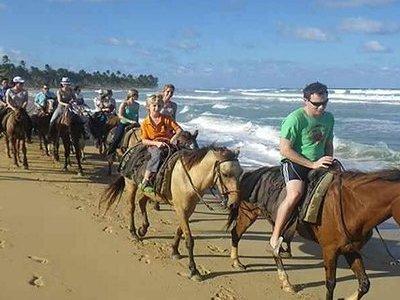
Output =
[
  {"x1": 241, "y1": 165, "x2": 336, "y2": 242},
  {"x1": 121, "y1": 126, "x2": 141, "y2": 149},
  {"x1": 118, "y1": 143, "x2": 188, "y2": 201}
]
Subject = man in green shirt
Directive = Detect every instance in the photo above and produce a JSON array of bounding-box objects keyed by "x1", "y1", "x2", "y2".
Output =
[{"x1": 269, "y1": 82, "x2": 334, "y2": 257}]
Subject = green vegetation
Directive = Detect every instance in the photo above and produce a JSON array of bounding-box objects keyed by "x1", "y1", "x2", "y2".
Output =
[{"x1": 0, "y1": 55, "x2": 158, "y2": 88}]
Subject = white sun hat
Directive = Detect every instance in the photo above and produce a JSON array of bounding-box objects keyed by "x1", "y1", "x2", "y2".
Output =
[
  {"x1": 12, "y1": 76, "x2": 25, "y2": 83},
  {"x1": 60, "y1": 77, "x2": 72, "y2": 85}
]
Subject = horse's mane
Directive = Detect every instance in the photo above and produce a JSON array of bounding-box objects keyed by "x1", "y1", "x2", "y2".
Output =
[
  {"x1": 343, "y1": 168, "x2": 400, "y2": 183},
  {"x1": 182, "y1": 145, "x2": 237, "y2": 170}
]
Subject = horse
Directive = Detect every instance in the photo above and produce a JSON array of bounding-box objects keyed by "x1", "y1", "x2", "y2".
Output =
[
  {"x1": 101, "y1": 146, "x2": 243, "y2": 281},
  {"x1": 31, "y1": 109, "x2": 52, "y2": 156},
  {"x1": 51, "y1": 107, "x2": 85, "y2": 175},
  {"x1": 0, "y1": 107, "x2": 30, "y2": 169},
  {"x1": 106, "y1": 128, "x2": 199, "y2": 176},
  {"x1": 226, "y1": 167, "x2": 400, "y2": 300},
  {"x1": 88, "y1": 112, "x2": 119, "y2": 155}
]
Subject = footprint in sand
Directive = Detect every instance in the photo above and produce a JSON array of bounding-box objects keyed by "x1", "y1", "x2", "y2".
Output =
[
  {"x1": 103, "y1": 226, "x2": 113, "y2": 234},
  {"x1": 0, "y1": 227, "x2": 8, "y2": 233},
  {"x1": 75, "y1": 206, "x2": 84, "y2": 211},
  {"x1": 198, "y1": 264, "x2": 211, "y2": 275},
  {"x1": 138, "y1": 254, "x2": 151, "y2": 264},
  {"x1": 211, "y1": 286, "x2": 237, "y2": 300},
  {"x1": 28, "y1": 255, "x2": 49, "y2": 264},
  {"x1": 160, "y1": 219, "x2": 172, "y2": 225},
  {"x1": 206, "y1": 244, "x2": 229, "y2": 254},
  {"x1": 0, "y1": 240, "x2": 5, "y2": 248},
  {"x1": 29, "y1": 275, "x2": 45, "y2": 288}
]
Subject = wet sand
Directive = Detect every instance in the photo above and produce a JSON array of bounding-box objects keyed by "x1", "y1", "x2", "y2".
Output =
[{"x1": 0, "y1": 140, "x2": 399, "y2": 299}]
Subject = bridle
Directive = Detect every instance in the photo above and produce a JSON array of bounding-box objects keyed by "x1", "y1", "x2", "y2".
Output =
[
  {"x1": 179, "y1": 157, "x2": 240, "y2": 211},
  {"x1": 211, "y1": 159, "x2": 241, "y2": 199}
]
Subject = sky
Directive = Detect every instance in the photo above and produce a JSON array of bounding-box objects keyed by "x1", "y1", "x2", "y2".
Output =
[{"x1": 0, "y1": 0, "x2": 400, "y2": 88}]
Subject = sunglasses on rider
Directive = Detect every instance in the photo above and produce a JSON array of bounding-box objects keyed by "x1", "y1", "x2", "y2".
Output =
[{"x1": 306, "y1": 99, "x2": 329, "y2": 108}]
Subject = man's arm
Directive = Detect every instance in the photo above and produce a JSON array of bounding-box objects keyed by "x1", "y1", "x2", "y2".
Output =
[
  {"x1": 280, "y1": 138, "x2": 314, "y2": 169},
  {"x1": 325, "y1": 140, "x2": 333, "y2": 156}
]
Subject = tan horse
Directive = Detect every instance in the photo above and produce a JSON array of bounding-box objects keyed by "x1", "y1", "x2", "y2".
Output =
[
  {"x1": 1, "y1": 108, "x2": 29, "y2": 169},
  {"x1": 101, "y1": 146, "x2": 242, "y2": 281},
  {"x1": 227, "y1": 168, "x2": 400, "y2": 300}
]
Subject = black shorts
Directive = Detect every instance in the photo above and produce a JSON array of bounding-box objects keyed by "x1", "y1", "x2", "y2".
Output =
[{"x1": 281, "y1": 160, "x2": 312, "y2": 183}]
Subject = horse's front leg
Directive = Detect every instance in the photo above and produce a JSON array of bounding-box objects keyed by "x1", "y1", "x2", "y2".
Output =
[
  {"x1": 137, "y1": 195, "x2": 150, "y2": 237},
  {"x1": 323, "y1": 248, "x2": 338, "y2": 300},
  {"x1": 53, "y1": 134, "x2": 60, "y2": 161},
  {"x1": 343, "y1": 252, "x2": 370, "y2": 300},
  {"x1": 274, "y1": 255, "x2": 295, "y2": 294},
  {"x1": 61, "y1": 135, "x2": 70, "y2": 171},
  {"x1": 5, "y1": 135, "x2": 11, "y2": 158},
  {"x1": 17, "y1": 139, "x2": 22, "y2": 163},
  {"x1": 72, "y1": 138, "x2": 83, "y2": 176},
  {"x1": 230, "y1": 202, "x2": 258, "y2": 270},
  {"x1": 11, "y1": 137, "x2": 19, "y2": 166},
  {"x1": 21, "y1": 139, "x2": 28, "y2": 169},
  {"x1": 176, "y1": 208, "x2": 201, "y2": 281}
]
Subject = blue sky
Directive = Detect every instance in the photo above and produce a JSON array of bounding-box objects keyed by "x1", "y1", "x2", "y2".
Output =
[{"x1": 0, "y1": 0, "x2": 399, "y2": 88}]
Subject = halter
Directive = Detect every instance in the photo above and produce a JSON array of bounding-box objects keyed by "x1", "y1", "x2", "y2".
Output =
[{"x1": 179, "y1": 157, "x2": 240, "y2": 211}]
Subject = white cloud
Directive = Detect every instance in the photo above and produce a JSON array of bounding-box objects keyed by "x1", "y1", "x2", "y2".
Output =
[
  {"x1": 320, "y1": 0, "x2": 397, "y2": 8},
  {"x1": 340, "y1": 17, "x2": 400, "y2": 34},
  {"x1": 362, "y1": 40, "x2": 391, "y2": 52},
  {"x1": 294, "y1": 27, "x2": 331, "y2": 41},
  {"x1": 103, "y1": 37, "x2": 136, "y2": 47},
  {"x1": 278, "y1": 23, "x2": 334, "y2": 42}
]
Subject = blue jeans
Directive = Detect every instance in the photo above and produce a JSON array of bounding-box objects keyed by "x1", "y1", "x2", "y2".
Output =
[
  {"x1": 49, "y1": 105, "x2": 65, "y2": 127},
  {"x1": 146, "y1": 146, "x2": 162, "y2": 173}
]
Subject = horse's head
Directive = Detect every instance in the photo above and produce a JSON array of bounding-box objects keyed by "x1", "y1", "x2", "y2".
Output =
[
  {"x1": 174, "y1": 129, "x2": 199, "y2": 149},
  {"x1": 212, "y1": 148, "x2": 243, "y2": 208}
]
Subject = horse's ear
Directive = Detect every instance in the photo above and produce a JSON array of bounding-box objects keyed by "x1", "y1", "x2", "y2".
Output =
[{"x1": 192, "y1": 129, "x2": 198, "y2": 139}]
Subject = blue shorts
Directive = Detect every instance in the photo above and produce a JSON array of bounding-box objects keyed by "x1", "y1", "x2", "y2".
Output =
[{"x1": 281, "y1": 160, "x2": 312, "y2": 183}]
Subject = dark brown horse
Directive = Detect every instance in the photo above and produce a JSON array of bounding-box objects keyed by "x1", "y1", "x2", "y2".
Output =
[
  {"x1": 88, "y1": 112, "x2": 119, "y2": 155},
  {"x1": 227, "y1": 167, "x2": 400, "y2": 300},
  {"x1": 101, "y1": 146, "x2": 242, "y2": 281},
  {"x1": 31, "y1": 109, "x2": 51, "y2": 156},
  {"x1": 0, "y1": 107, "x2": 30, "y2": 169},
  {"x1": 52, "y1": 108, "x2": 85, "y2": 175}
]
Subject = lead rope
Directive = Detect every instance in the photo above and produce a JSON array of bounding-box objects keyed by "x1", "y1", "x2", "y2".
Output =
[
  {"x1": 375, "y1": 226, "x2": 400, "y2": 265},
  {"x1": 179, "y1": 157, "x2": 214, "y2": 211}
]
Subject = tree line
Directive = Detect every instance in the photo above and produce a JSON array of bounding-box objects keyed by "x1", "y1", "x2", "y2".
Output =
[{"x1": 0, "y1": 55, "x2": 158, "y2": 88}]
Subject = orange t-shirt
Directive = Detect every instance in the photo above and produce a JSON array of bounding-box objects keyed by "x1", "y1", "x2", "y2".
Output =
[{"x1": 140, "y1": 114, "x2": 181, "y2": 141}]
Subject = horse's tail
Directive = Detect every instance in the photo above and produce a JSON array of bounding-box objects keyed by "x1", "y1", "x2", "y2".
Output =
[
  {"x1": 225, "y1": 202, "x2": 240, "y2": 231},
  {"x1": 99, "y1": 176, "x2": 125, "y2": 214}
]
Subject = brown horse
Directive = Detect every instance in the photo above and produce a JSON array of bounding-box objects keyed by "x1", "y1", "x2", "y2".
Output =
[
  {"x1": 52, "y1": 108, "x2": 85, "y2": 175},
  {"x1": 227, "y1": 167, "x2": 400, "y2": 300},
  {"x1": 106, "y1": 128, "x2": 199, "y2": 175},
  {"x1": 88, "y1": 112, "x2": 119, "y2": 155},
  {"x1": 101, "y1": 146, "x2": 242, "y2": 281},
  {"x1": 31, "y1": 110, "x2": 52, "y2": 156},
  {"x1": 0, "y1": 107, "x2": 30, "y2": 169}
]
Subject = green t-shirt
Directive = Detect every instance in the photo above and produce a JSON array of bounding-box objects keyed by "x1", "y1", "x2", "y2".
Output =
[{"x1": 280, "y1": 107, "x2": 334, "y2": 162}]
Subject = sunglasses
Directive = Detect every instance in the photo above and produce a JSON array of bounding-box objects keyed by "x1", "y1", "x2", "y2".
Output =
[{"x1": 306, "y1": 99, "x2": 329, "y2": 108}]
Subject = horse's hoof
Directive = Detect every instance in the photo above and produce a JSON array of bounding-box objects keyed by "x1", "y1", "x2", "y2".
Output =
[
  {"x1": 130, "y1": 231, "x2": 141, "y2": 242},
  {"x1": 153, "y1": 202, "x2": 160, "y2": 211},
  {"x1": 171, "y1": 253, "x2": 182, "y2": 260},
  {"x1": 232, "y1": 261, "x2": 246, "y2": 270},
  {"x1": 137, "y1": 227, "x2": 147, "y2": 237},
  {"x1": 23, "y1": 165, "x2": 29, "y2": 170},
  {"x1": 282, "y1": 283, "x2": 296, "y2": 294},
  {"x1": 189, "y1": 272, "x2": 203, "y2": 282}
]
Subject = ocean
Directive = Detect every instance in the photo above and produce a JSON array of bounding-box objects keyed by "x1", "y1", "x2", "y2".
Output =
[{"x1": 76, "y1": 87, "x2": 400, "y2": 171}]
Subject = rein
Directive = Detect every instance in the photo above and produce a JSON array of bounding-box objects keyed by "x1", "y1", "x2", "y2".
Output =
[{"x1": 178, "y1": 157, "x2": 240, "y2": 212}]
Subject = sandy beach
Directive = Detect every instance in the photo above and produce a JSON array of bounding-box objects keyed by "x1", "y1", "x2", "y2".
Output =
[{"x1": 1, "y1": 140, "x2": 400, "y2": 300}]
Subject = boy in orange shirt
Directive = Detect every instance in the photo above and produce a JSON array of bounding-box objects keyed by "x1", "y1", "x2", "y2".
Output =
[{"x1": 140, "y1": 94, "x2": 182, "y2": 193}]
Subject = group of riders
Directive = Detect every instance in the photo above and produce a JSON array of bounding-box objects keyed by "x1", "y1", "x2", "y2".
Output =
[
  {"x1": 0, "y1": 76, "x2": 181, "y2": 194},
  {"x1": 0, "y1": 76, "x2": 334, "y2": 258}
]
